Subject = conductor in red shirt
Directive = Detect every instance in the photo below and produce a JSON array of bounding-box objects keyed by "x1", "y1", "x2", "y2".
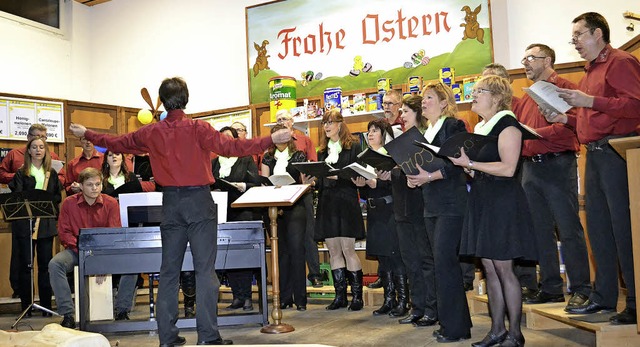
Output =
[{"x1": 70, "y1": 77, "x2": 292, "y2": 346}]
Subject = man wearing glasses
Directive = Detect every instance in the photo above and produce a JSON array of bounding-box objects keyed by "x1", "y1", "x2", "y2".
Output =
[
  {"x1": 274, "y1": 109, "x2": 323, "y2": 288},
  {"x1": 0, "y1": 123, "x2": 65, "y2": 300},
  {"x1": 545, "y1": 12, "x2": 640, "y2": 325},
  {"x1": 381, "y1": 89, "x2": 404, "y2": 133},
  {"x1": 513, "y1": 44, "x2": 591, "y2": 311}
]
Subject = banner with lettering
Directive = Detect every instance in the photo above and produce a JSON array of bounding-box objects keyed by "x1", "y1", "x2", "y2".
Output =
[
  {"x1": 0, "y1": 96, "x2": 65, "y2": 143},
  {"x1": 246, "y1": 0, "x2": 492, "y2": 104}
]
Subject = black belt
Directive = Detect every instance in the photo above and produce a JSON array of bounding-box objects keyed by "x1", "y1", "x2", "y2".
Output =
[
  {"x1": 367, "y1": 195, "x2": 393, "y2": 209},
  {"x1": 522, "y1": 151, "x2": 575, "y2": 163},
  {"x1": 162, "y1": 185, "x2": 210, "y2": 191},
  {"x1": 586, "y1": 132, "x2": 638, "y2": 151}
]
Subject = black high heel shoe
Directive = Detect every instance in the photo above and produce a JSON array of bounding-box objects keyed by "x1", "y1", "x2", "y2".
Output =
[
  {"x1": 499, "y1": 334, "x2": 525, "y2": 347},
  {"x1": 280, "y1": 301, "x2": 294, "y2": 309},
  {"x1": 471, "y1": 330, "x2": 508, "y2": 347}
]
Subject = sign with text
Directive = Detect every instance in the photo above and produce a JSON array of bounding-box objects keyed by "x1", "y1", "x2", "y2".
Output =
[
  {"x1": 246, "y1": 0, "x2": 492, "y2": 103},
  {"x1": 0, "y1": 96, "x2": 65, "y2": 143}
]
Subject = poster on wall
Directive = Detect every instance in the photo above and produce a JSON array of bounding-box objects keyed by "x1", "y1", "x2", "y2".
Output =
[
  {"x1": 246, "y1": 0, "x2": 493, "y2": 104},
  {"x1": 195, "y1": 109, "x2": 253, "y2": 139},
  {"x1": 0, "y1": 96, "x2": 65, "y2": 143}
]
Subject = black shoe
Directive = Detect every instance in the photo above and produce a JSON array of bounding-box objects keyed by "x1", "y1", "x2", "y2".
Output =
[
  {"x1": 564, "y1": 299, "x2": 616, "y2": 314},
  {"x1": 280, "y1": 301, "x2": 294, "y2": 309},
  {"x1": 160, "y1": 336, "x2": 186, "y2": 347},
  {"x1": 499, "y1": 334, "x2": 525, "y2": 347},
  {"x1": 225, "y1": 298, "x2": 243, "y2": 310},
  {"x1": 610, "y1": 307, "x2": 637, "y2": 325},
  {"x1": 296, "y1": 305, "x2": 307, "y2": 311},
  {"x1": 114, "y1": 311, "x2": 130, "y2": 321},
  {"x1": 566, "y1": 292, "x2": 589, "y2": 308},
  {"x1": 11, "y1": 292, "x2": 19, "y2": 299},
  {"x1": 436, "y1": 333, "x2": 471, "y2": 343},
  {"x1": 310, "y1": 277, "x2": 323, "y2": 288},
  {"x1": 398, "y1": 314, "x2": 422, "y2": 324},
  {"x1": 433, "y1": 328, "x2": 443, "y2": 338},
  {"x1": 463, "y1": 282, "x2": 474, "y2": 292},
  {"x1": 471, "y1": 331, "x2": 507, "y2": 347},
  {"x1": 242, "y1": 299, "x2": 253, "y2": 311},
  {"x1": 185, "y1": 306, "x2": 195, "y2": 318},
  {"x1": 60, "y1": 314, "x2": 75, "y2": 329},
  {"x1": 367, "y1": 277, "x2": 383, "y2": 289},
  {"x1": 197, "y1": 337, "x2": 233, "y2": 345},
  {"x1": 413, "y1": 315, "x2": 437, "y2": 327},
  {"x1": 521, "y1": 287, "x2": 537, "y2": 301},
  {"x1": 525, "y1": 290, "x2": 565, "y2": 304},
  {"x1": 42, "y1": 311, "x2": 53, "y2": 317}
]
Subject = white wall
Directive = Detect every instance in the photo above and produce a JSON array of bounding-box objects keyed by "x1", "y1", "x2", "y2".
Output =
[{"x1": 0, "y1": 0, "x2": 636, "y2": 113}]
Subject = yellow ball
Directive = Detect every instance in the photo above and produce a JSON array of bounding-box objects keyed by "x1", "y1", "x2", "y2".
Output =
[{"x1": 137, "y1": 109, "x2": 153, "y2": 124}]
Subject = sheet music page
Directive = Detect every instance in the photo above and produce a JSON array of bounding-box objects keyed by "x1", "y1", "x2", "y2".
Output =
[
  {"x1": 51, "y1": 160, "x2": 64, "y2": 173},
  {"x1": 232, "y1": 184, "x2": 309, "y2": 205},
  {"x1": 523, "y1": 81, "x2": 571, "y2": 114}
]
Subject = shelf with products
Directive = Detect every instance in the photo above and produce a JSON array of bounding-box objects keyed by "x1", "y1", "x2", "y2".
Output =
[{"x1": 264, "y1": 110, "x2": 385, "y2": 135}]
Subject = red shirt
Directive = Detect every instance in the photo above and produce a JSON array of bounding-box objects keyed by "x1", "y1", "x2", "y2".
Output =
[
  {"x1": 514, "y1": 72, "x2": 580, "y2": 156},
  {"x1": 565, "y1": 45, "x2": 640, "y2": 143},
  {"x1": 293, "y1": 130, "x2": 317, "y2": 161},
  {"x1": 58, "y1": 193, "x2": 121, "y2": 253},
  {"x1": 0, "y1": 147, "x2": 65, "y2": 185},
  {"x1": 85, "y1": 109, "x2": 274, "y2": 187},
  {"x1": 64, "y1": 150, "x2": 103, "y2": 195}
]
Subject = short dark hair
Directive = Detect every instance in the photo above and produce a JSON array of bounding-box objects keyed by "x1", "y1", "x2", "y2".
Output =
[
  {"x1": 367, "y1": 118, "x2": 394, "y2": 144},
  {"x1": 219, "y1": 126, "x2": 238, "y2": 139},
  {"x1": 159, "y1": 77, "x2": 189, "y2": 110},
  {"x1": 573, "y1": 12, "x2": 610, "y2": 44},
  {"x1": 526, "y1": 43, "x2": 556, "y2": 67}
]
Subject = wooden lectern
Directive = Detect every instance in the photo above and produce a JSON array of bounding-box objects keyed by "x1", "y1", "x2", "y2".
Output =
[
  {"x1": 610, "y1": 136, "x2": 640, "y2": 333},
  {"x1": 231, "y1": 184, "x2": 310, "y2": 334}
]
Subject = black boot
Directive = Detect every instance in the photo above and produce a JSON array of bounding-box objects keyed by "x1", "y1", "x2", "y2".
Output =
[
  {"x1": 367, "y1": 269, "x2": 383, "y2": 289},
  {"x1": 347, "y1": 270, "x2": 364, "y2": 311},
  {"x1": 326, "y1": 268, "x2": 348, "y2": 310},
  {"x1": 373, "y1": 271, "x2": 396, "y2": 315},
  {"x1": 180, "y1": 271, "x2": 196, "y2": 318},
  {"x1": 388, "y1": 274, "x2": 409, "y2": 317}
]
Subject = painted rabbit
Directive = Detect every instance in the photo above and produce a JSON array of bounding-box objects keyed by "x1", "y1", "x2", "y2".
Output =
[{"x1": 460, "y1": 5, "x2": 484, "y2": 44}]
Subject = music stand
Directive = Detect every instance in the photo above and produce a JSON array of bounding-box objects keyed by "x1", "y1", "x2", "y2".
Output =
[
  {"x1": 231, "y1": 184, "x2": 310, "y2": 334},
  {"x1": 0, "y1": 190, "x2": 58, "y2": 328}
]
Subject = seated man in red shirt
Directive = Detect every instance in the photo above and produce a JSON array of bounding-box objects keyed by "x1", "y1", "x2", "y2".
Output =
[{"x1": 49, "y1": 167, "x2": 137, "y2": 328}]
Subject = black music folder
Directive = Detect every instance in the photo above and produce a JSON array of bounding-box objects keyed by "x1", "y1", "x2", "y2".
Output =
[
  {"x1": 385, "y1": 126, "x2": 446, "y2": 175},
  {"x1": 357, "y1": 147, "x2": 397, "y2": 172},
  {"x1": 291, "y1": 161, "x2": 335, "y2": 178},
  {"x1": 109, "y1": 179, "x2": 143, "y2": 197},
  {"x1": 414, "y1": 132, "x2": 497, "y2": 160}
]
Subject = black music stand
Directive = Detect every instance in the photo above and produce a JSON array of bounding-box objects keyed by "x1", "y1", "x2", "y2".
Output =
[{"x1": 0, "y1": 190, "x2": 58, "y2": 328}]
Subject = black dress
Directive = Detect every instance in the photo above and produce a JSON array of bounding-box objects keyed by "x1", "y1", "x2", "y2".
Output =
[
  {"x1": 103, "y1": 172, "x2": 138, "y2": 196},
  {"x1": 9, "y1": 168, "x2": 62, "y2": 311},
  {"x1": 315, "y1": 143, "x2": 365, "y2": 241},
  {"x1": 359, "y1": 179, "x2": 397, "y2": 257},
  {"x1": 460, "y1": 116, "x2": 536, "y2": 261}
]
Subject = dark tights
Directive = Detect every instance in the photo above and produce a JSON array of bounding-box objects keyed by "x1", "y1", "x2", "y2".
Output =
[{"x1": 482, "y1": 258, "x2": 523, "y2": 339}]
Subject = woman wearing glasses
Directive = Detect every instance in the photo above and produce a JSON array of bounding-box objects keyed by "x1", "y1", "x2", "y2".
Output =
[
  {"x1": 450, "y1": 76, "x2": 536, "y2": 347},
  {"x1": 405, "y1": 82, "x2": 472, "y2": 342},
  {"x1": 312, "y1": 109, "x2": 365, "y2": 311}
]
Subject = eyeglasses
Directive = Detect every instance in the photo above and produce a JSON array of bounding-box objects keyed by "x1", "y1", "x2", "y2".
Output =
[
  {"x1": 232, "y1": 128, "x2": 246, "y2": 133},
  {"x1": 569, "y1": 29, "x2": 590, "y2": 45},
  {"x1": 382, "y1": 102, "x2": 399, "y2": 107},
  {"x1": 520, "y1": 55, "x2": 547, "y2": 65},
  {"x1": 472, "y1": 88, "x2": 492, "y2": 95},
  {"x1": 321, "y1": 120, "x2": 341, "y2": 126},
  {"x1": 276, "y1": 117, "x2": 292, "y2": 124}
]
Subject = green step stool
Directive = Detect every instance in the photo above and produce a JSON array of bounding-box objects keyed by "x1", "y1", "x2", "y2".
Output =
[{"x1": 310, "y1": 263, "x2": 334, "y2": 298}]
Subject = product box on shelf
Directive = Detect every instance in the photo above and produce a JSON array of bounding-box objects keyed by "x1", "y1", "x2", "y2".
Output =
[
  {"x1": 324, "y1": 87, "x2": 342, "y2": 113},
  {"x1": 439, "y1": 67, "x2": 455, "y2": 86}
]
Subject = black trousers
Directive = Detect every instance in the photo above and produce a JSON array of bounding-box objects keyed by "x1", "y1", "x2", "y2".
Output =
[
  {"x1": 585, "y1": 146, "x2": 635, "y2": 308},
  {"x1": 278, "y1": 202, "x2": 307, "y2": 306},
  {"x1": 521, "y1": 153, "x2": 591, "y2": 296},
  {"x1": 396, "y1": 217, "x2": 437, "y2": 317},
  {"x1": 156, "y1": 186, "x2": 222, "y2": 344},
  {"x1": 14, "y1": 234, "x2": 54, "y2": 309},
  {"x1": 301, "y1": 193, "x2": 321, "y2": 279},
  {"x1": 425, "y1": 215, "x2": 471, "y2": 337}
]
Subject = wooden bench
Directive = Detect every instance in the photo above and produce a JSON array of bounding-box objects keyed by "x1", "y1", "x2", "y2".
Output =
[{"x1": 470, "y1": 294, "x2": 640, "y2": 346}]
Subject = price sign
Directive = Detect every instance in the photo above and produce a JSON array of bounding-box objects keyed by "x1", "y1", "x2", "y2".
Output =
[{"x1": 0, "y1": 97, "x2": 64, "y2": 143}]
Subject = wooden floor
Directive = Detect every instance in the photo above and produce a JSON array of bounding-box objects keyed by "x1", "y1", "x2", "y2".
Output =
[{"x1": 0, "y1": 286, "x2": 607, "y2": 347}]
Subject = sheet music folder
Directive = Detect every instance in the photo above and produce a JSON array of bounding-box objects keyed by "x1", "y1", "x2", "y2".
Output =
[
  {"x1": 0, "y1": 190, "x2": 57, "y2": 221},
  {"x1": 231, "y1": 184, "x2": 310, "y2": 208}
]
